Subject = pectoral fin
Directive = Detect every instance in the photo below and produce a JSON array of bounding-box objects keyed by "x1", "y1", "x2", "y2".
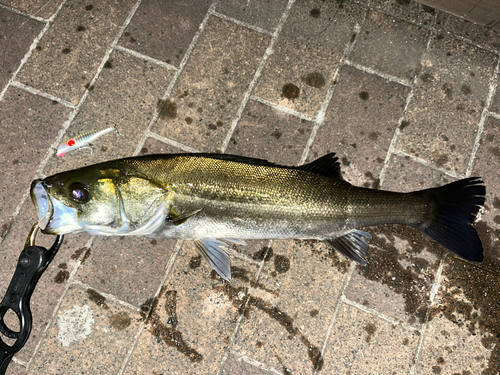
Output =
[
  {"x1": 324, "y1": 230, "x2": 372, "y2": 266},
  {"x1": 168, "y1": 208, "x2": 202, "y2": 226},
  {"x1": 193, "y1": 239, "x2": 232, "y2": 281}
]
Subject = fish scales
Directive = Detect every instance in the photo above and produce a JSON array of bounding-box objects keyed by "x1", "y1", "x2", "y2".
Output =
[{"x1": 30, "y1": 153, "x2": 486, "y2": 280}]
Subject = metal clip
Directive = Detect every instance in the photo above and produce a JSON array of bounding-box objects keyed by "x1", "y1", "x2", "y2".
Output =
[{"x1": 0, "y1": 225, "x2": 64, "y2": 375}]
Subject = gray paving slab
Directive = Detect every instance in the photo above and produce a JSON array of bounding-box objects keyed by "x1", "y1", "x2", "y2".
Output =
[
  {"x1": 370, "y1": 0, "x2": 436, "y2": 27},
  {"x1": 0, "y1": 8, "x2": 44, "y2": 93},
  {"x1": 2, "y1": 0, "x2": 63, "y2": 19}
]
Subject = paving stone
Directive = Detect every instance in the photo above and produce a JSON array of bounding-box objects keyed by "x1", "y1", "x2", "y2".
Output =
[
  {"x1": 17, "y1": 0, "x2": 136, "y2": 105},
  {"x1": 472, "y1": 115, "x2": 500, "y2": 269},
  {"x1": 0, "y1": 199, "x2": 91, "y2": 362},
  {"x1": 491, "y1": 77, "x2": 500, "y2": 115},
  {"x1": 75, "y1": 236, "x2": 177, "y2": 308},
  {"x1": 396, "y1": 34, "x2": 497, "y2": 175},
  {"x1": 151, "y1": 16, "x2": 270, "y2": 152},
  {"x1": 233, "y1": 240, "x2": 349, "y2": 373},
  {"x1": 221, "y1": 353, "x2": 274, "y2": 374},
  {"x1": 308, "y1": 65, "x2": 409, "y2": 187},
  {"x1": 122, "y1": 241, "x2": 257, "y2": 374},
  {"x1": 43, "y1": 48, "x2": 174, "y2": 176},
  {"x1": 0, "y1": 87, "x2": 71, "y2": 236},
  {"x1": 118, "y1": 0, "x2": 212, "y2": 67},
  {"x1": 416, "y1": 258, "x2": 500, "y2": 375},
  {"x1": 2, "y1": 0, "x2": 63, "y2": 19},
  {"x1": 370, "y1": 0, "x2": 436, "y2": 27},
  {"x1": 138, "y1": 137, "x2": 184, "y2": 155},
  {"x1": 0, "y1": 8, "x2": 44, "y2": 93},
  {"x1": 435, "y1": 11, "x2": 500, "y2": 52},
  {"x1": 351, "y1": 10, "x2": 430, "y2": 82},
  {"x1": 27, "y1": 284, "x2": 142, "y2": 374},
  {"x1": 216, "y1": 0, "x2": 288, "y2": 32},
  {"x1": 321, "y1": 303, "x2": 420, "y2": 374},
  {"x1": 225, "y1": 99, "x2": 313, "y2": 165},
  {"x1": 254, "y1": 0, "x2": 363, "y2": 118},
  {"x1": 3, "y1": 361, "x2": 25, "y2": 375}
]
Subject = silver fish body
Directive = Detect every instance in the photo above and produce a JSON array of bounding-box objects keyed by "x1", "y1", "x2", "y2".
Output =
[{"x1": 30, "y1": 153, "x2": 485, "y2": 280}]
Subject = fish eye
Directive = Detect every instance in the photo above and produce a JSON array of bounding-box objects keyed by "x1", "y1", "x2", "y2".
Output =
[{"x1": 69, "y1": 182, "x2": 89, "y2": 202}]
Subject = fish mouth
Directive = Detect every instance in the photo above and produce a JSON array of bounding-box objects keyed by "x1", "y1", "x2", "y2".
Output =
[
  {"x1": 30, "y1": 179, "x2": 81, "y2": 234},
  {"x1": 30, "y1": 179, "x2": 53, "y2": 231}
]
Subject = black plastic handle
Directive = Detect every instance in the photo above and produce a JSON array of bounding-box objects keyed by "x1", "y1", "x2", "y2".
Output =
[{"x1": 0, "y1": 235, "x2": 63, "y2": 375}]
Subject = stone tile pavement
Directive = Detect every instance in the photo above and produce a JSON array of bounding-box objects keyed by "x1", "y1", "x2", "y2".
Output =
[{"x1": 0, "y1": 0, "x2": 499, "y2": 374}]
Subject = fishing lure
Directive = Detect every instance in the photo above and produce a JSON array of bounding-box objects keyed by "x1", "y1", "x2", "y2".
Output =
[{"x1": 57, "y1": 127, "x2": 116, "y2": 157}]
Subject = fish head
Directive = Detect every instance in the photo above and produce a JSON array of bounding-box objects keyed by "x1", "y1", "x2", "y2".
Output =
[{"x1": 30, "y1": 167, "x2": 125, "y2": 235}]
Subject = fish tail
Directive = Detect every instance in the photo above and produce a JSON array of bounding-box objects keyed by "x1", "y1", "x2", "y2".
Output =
[{"x1": 415, "y1": 177, "x2": 485, "y2": 262}]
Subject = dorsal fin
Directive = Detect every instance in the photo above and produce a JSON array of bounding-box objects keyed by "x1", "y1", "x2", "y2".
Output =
[{"x1": 298, "y1": 153, "x2": 344, "y2": 180}]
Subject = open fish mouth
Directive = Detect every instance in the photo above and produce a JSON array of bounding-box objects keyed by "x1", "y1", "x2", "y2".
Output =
[{"x1": 30, "y1": 180, "x2": 53, "y2": 231}]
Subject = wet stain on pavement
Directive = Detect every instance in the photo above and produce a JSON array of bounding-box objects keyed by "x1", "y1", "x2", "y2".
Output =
[
  {"x1": 274, "y1": 255, "x2": 290, "y2": 274},
  {"x1": 303, "y1": 72, "x2": 326, "y2": 89},
  {"x1": 359, "y1": 91, "x2": 369, "y2": 100},
  {"x1": 310, "y1": 8, "x2": 321, "y2": 18},
  {"x1": 189, "y1": 255, "x2": 202, "y2": 270},
  {"x1": 364, "y1": 322, "x2": 377, "y2": 343},
  {"x1": 87, "y1": 289, "x2": 109, "y2": 309},
  {"x1": 157, "y1": 99, "x2": 177, "y2": 120},
  {"x1": 282, "y1": 83, "x2": 300, "y2": 100},
  {"x1": 54, "y1": 270, "x2": 70, "y2": 284},
  {"x1": 275, "y1": 354, "x2": 292, "y2": 374},
  {"x1": 109, "y1": 311, "x2": 131, "y2": 330}
]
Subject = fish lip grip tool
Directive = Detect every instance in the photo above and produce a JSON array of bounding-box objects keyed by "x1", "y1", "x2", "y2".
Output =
[{"x1": 0, "y1": 224, "x2": 64, "y2": 375}]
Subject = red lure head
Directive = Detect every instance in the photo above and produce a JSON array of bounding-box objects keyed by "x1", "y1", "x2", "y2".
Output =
[{"x1": 67, "y1": 139, "x2": 76, "y2": 147}]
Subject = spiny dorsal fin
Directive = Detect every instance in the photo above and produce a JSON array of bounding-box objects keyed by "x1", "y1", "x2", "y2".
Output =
[{"x1": 298, "y1": 153, "x2": 344, "y2": 180}]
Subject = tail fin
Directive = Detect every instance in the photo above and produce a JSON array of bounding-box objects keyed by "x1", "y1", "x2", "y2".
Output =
[{"x1": 416, "y1": 177, "x2": 485, "y2": 262}]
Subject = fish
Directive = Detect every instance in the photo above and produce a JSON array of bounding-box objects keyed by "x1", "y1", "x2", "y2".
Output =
[
  {"x1": 57, "y1": 127, "x2": 116, "y2": 157},
  {"x1": 30, "y1": 153, "x2": 485, "y2": 281}
]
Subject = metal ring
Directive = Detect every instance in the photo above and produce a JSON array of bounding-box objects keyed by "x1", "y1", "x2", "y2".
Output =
[{"x1": 24, "y1": 223, "x2": 40, "y2": 249}]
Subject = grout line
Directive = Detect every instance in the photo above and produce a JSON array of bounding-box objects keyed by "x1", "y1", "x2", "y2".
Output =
[
  {"x1": 212, "y1": 10, "x2": 274, "y2": 37},
  {"x1": 487, "y1": 110, "x2": 500, "y2": 120},
  {"x1": 344, "y1": 59, "x2": 412, "y2": 88},
  {"x1": 315, "y1": 262, "x2": 357, "y2": 375},
  {"x1": 378, "y1": 28, "x2": 436, "y2": 188},
  {"x1": 249, "y1": 95, "x2": 316, "y2": 122},
  {"x1": 26, "y1": 235, "x2": 95, "y2": 372},
  {"x1": 0, "y1": 3, "x2": 47, "y2": 23},
  {"x1": 466, "y1": 55, "x2": 500, "y2": 176},
  {"x1": 11, "y1": 356, "x2": 28, "y2": 367},
  {"x1": 216, "y1": 240, "x2": 273, "y2": 375},
  {"x1": 301, "y1": 6, "x2": 368, "y2": 166},
  {"x1": 227, "y1": 351, "x2": 282, "y2": 374},
  {"x1": 143, "y1": 130, "x2": 200, "y2": 153},
  {"x1": 409, "y1": 257, "x2": 446, "y2": 374},
  {"x1": 118, "y1": 240, "x2": 185, "y2": 374},
  {"x1": 223, "y1": 245, "x2": 263, "y2": 266},
  {"x1": 133, "y1": 1, "x2": 220, "y2": 156},
  {"x1": 10, "y1": 80, "x2": 75, "y2": 108},
  {"x1": 219, "y1": 0, "x2": 296, "y2": 153},
  {"x1": 114, "y1": 44, "x2": 179, "y2": 71},
  {"x1": 390, "y1": 149, "x2": 466, "y2": 180}
]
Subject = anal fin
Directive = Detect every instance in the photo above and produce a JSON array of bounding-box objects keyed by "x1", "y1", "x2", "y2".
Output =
[
  {"x1": 324, "y1": 230, "x2": 372, "y2": 266},
  {"x1": 193, "y1": 239, "x2": 232, "y2": 281}
]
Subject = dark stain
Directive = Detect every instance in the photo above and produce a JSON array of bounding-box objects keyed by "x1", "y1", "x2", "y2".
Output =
[
  {"x1": 435, "y1": 154, "x2": 449, "y2": 168},
  {"x1": 359, "y1": 91, "x2": 369, "y2": 100},
  {"x1": 436, "y1": 34, "x2": 444, "y2": 40},
  {"x1": 215, "y1": 282, "x2": 324, "y2": 371},
  {"x1": 147, "y1": 290, "x2": 203, "y2": 363},
  {"x1": 208, "y1": 123, "x2": 217, "y2": 130},
  {"x1": 376, "y1": 157, "x2": 384, "y2": 164},
  {"x1": 253, "y1": 246, "x2": 273, "y2": 262},
  {"x1": 271, "y1": 129, "x2": 283, "y2": 139},
  {"x1": 71, "y1": 247, "x2": 91, "y2": 263},
  {"x1": 493, "y1": 215, "x2": 500, "y2": 224},
  {"x1": 274, "y1": 255, "x2": 290, "y2": 274},
  {"x1": 470, "y1": 71, "x2": 475, "y2": 77},
  {"x1": 185, "y1": 117, "x2": 193, "y2": 124},
  {"x1": 58, "y1": 263, "x2": 67, "y2": 269},
  {"x1": 350, "y1": 32, "x2": 357, "y2": 43},
  {"x1": 493, "y1": 197, "x2": 500, "y2": 209},
  {"x1": 358, "y1": 225, "x2": 442, "y2": 324},
  {"x1": 303, "y1": 72, "x2": 326, "y2": 89},
  {"x1": 216, "y1": 120, "x2": 223, "y2": 127},
  {"x1": 140, "y1": 296, "x2": 158, "y2": 320},
  {"x1": 396, "y1": 0, "x2": 411, "y2": 5},
  {"x1": 282, "y1": 83, "x2": 300, "y2": 100},
  {"x1": 62, "y1": 47, "x2": 71, "y2": 54},
  {"x1": 363, "y1": 322, "x2": 377, "y2": 343},
  {"x1": 12, "y1": 159, "x2": 19, "y2": 165},
  {"x1": 421, "y1": 72, "x2": 434, "y2": 83},
  {"x1": 486, "y1": 134, "x2": 494, "y2": 142},
  {"x1": 428, "y1": 256, "x2": 500, "y2": 375},
  {"x1": 35, "y1": 45, "x2": 42, "y2": 51},
  {"x1": 189, "y1": 255, "x2": 202, "y2": 269},
  {"x1": 87, "y1": 289, "x2": 109, "y2": 309},
  {"x1": 104, "y1": 60, "x2": 113, "y2": 69},
  {"x1": 109, "y1": 312, "x2": 131, "y2": 330},
  {"x1": 442, "y1": 83, "x2": 453, "y2": 100},
  {"x1": 310, "y1": 8, "x2": 321, "y2": 18},
  {"x1": 150, "y1": 239, "x2": 157, "y2": 246},
  {"x1": 363, "y1": 171, "x2": 380, "y2": 189},
  {"x1": 403, "y1": 338, "x2": 409, "y2": 345},
  {"x1": 350, "y1": 143, "x2": 357, "y2": 148},
  {"x1": 231, "y1": 265, "x2": 279, "y2": 297},
  {"x1": 76, "y1": 25, "x2": 86, "y2": 32},
  {"x1": 421, "y1": 5, "x2": 435, "y2": 13},
  {"x1": 54, "y1": 270, "x2": 70, "y2": 284},
  {"x1": 256, "y1": 341, "x2": 263, "y2": 348},
  {"x1": 85, "y1": 4, "x2": 93, "y2": 11},
  {"x1": 310, "y1": 309, "x2": 319, "y2": 317},
  {"x1": 433, "y1": 365, "x2": 441, "y2": 374},
  {"x1": 341, "y1": 156, "x2": 350, "y2": 166},
  {"x1": 446, "y1": 52, "x2": 452, "y2": 56},
  {"x1": 461, "y1": 84, "x2": 472, "y2": 95},
  {"x1": 177, "y1": 90, "x2": 188, "y2": 99},
  {"x1": 157, "y1": 99, "x2": 177, "y2": 120},
  {"x1": 197, "y1": 107, "x2": 203, "y2": 113},
  {"x1": 140, "y1": 146, "x2": 148, "y2": 154},
  {"x1": 368, "y1": 132, "x2": 380, "y2": 141}
]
